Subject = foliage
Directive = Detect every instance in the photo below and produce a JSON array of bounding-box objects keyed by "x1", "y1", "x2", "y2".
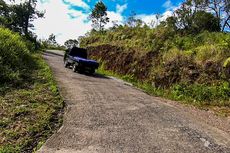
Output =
[
  {"x1": 126, "y1": 11, "x2": 143, "y2": 27},
  {"x1": 202, "y1": 0, "x2": 229, "y2": 31},
  {"x1": 0, "y1": 0, "x2": 44, "y2": 36},
  {"x1": 89, "y1": 1, "x2": 109, "y2": 31},
  {"x1": 0, "y1": 27, "x2": 30, "y2": 84},
  {"x1": 80, "y1": 22, "x2": 230, "y2": 109},
  {"x1": 171, "y1": 82, "x2": 230, "y2": 105},
  {"x1": 224, "y1": 57, "x2": 230, "y2": 68},
  {"x1": 0, "y1": 0, "x2": 43, "y2": 51},
  {"x1": 64, "y1": 39, "x2": 78, "y2": 48},
  {"x1": 176, "y1": 0, "x2": 229, "y2": 31},
  {"x1": 0, "y1": 54, "x2": 63, "y2": 152},
  {"x1": 0, "y1": 0, "x2": 11, "y2": 27},
  {"x1": 48, "y1": 33, "x2": 57, "y2": 45},
  {"x1": 97, "y1": 63, "x2": 230, "y2": 113},
  {"x1": 192, "y1": 11, "x2": 220, "y2": 32},
  {"x1": 172, "y1": 0, "x2": 221, "y2": 34}
]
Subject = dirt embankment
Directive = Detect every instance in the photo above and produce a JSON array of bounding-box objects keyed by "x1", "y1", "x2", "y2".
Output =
[
  {"x1": 87, "y1": 44, "x2": 228, "y2": 88},
  {"x1": 87, "y1": 45, "x2": 156, "y2": 81}
]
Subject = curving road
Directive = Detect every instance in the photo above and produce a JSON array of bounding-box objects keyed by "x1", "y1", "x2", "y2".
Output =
[{"x1": 38, "y1": 50, "x2": 230, "y2": 153}]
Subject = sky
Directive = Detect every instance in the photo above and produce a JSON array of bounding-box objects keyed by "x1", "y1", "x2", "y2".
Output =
[{"x1": 7, "y1": 0, "x2": 183, "y2": 44}]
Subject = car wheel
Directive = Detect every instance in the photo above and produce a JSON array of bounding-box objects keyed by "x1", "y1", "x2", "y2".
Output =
[
  {"x1": 64, "y1": 60, "x2": 69, "y2": 68},
  {"x1": 72, "y1": 64, "x2": 77, "y2": 72},
  {"x1": 89, "y1": 69, "x2": 95, "y2": 74}
]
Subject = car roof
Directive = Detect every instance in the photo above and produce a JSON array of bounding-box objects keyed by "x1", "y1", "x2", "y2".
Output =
[{"x1": 69, "y1": 47, "x2": 87, "y2": 53}]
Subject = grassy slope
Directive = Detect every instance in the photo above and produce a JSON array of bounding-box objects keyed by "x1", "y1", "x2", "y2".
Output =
[
  {"x1": 81, "y1": 27, "x2": 230, "y2": 116},
  {"x1": 0, "y1": 53, "x2": 63, "y2": 153},
  {"x1": 97, "y1": 65, "x2": 230, "y2": 116}
]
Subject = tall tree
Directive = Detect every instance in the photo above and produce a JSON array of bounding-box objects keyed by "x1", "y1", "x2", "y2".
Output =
[
  {"x1": 11, "y1": 0, "x2": 44, "y2": 36},
  {"x1": 89, "y1": 1, "x2": 109, "y2": 31},
  {"x1": 205, "y1": 0, "x2": 230, "y2": 31},
  {"x1": 0, "y1": 0, "x2": 44, "y2": 36},
  {"x1": 126, "y1": 11, "x2": 143, "y2": 27},
  {"x1": 190, "y1": 0, "x2": 229, "y2": 31},
  {"x1": 174, "y1": 0, "x2": 194, "y2": 31},
  {"x1": 64, "y1": 39, "x2": 79, "y2": 48},
  {"x1": 0, "y1": 0, "x2": 13, "y2": 28},
  {"x1": 173, "y1": 0, "x2": 221, "y2": 33},
  {"x1": 48, "y1": 34, "x2": 57, "y2": 45}
]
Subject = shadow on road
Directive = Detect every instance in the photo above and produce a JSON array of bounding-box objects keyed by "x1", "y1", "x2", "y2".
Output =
[
  {"x1": 44, "y1": 50, "x2": 64, "y2": 57},
  {"x1": 78, "y1": 71, "x2": 110, "y2": 79}
]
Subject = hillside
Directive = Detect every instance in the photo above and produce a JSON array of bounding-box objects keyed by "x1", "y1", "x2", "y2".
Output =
[
  {"x1": 0, "y1": 27, "x2": 63, "y2": 152},
  {"x1": 80, "y1": 26, "x2": 230, "y2": 114}
]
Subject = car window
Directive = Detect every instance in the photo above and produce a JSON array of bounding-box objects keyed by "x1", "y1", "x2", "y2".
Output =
[{"x1": 69, "y1": 47, "x2": 87, "y2": 59}]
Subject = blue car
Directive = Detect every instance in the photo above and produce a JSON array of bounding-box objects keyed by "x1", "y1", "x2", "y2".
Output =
[{"x1": 64, "y1": 47, "x2": 99, "y2": 74}]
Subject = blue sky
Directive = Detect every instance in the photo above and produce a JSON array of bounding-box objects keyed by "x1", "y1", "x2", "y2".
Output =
[
  {"x1": 64, "y1": 0, "x2": 182, "y2": 19},
  {"x1": 98, "y1": 0, "x2": 182, "y2": 15},
  {"x1": 10, "y1": 0, "x2": 183, "y2": 44}
]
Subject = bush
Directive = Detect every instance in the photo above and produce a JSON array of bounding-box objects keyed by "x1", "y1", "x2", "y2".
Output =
[
  {"x1": 0, "y1": 27, "x2": 30, "y2": 84},
  {"x1": 81, "y1": 25, "x2": 230, "y2": 107},
  {"x1": 194, "y1": 45, "x2": 229, "y2": 63},
  {"x1": 171, "y1": 82, "x2": 230, "y2": 106}
]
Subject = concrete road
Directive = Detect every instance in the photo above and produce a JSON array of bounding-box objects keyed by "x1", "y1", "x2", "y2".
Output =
[{"x1": 38, "y1": 50, "x2": 230, "y2": 153}]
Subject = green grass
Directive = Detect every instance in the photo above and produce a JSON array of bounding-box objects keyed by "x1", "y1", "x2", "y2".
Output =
[
  {"x1": 82, "y1": 26, "x2": 230, "y2": 117},
  {"x1": 0, "y1": 53, "x2": 64, "y2": 153},
  {"x1": 97, "y1": 63, "x2": 230, "y2": 116}
]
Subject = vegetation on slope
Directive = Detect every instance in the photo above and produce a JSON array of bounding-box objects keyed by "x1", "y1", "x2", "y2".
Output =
[
  {"x1": 0, "y1": 28, "x2": 63, "y2": 152},
  {"x1": 0, "y1": 1, "x2": 64, "y2": 152},
  {"x1": 81, "y1": 28, "x2": 230, "y2": 114},
  {"x1": 80, "y1": 0, "x2": 230, "y2": 113}
]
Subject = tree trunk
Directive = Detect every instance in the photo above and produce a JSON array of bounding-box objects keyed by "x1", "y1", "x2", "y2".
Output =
[
  {"x1": 24, "y1": 0, "x2": 32, "y2": 36},
  {"x1": 222, "y1": 15, "x2": 230, "y2": 31}
]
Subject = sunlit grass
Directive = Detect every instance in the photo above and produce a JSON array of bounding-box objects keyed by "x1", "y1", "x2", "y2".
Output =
[{"x1": 0, "y1": 54, "x2": 63, "y2": 153}]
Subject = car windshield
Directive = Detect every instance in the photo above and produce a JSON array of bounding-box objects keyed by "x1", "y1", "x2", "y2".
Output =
[{"x1": 69, "y1": 47, "x2": 87, "y2": 59}]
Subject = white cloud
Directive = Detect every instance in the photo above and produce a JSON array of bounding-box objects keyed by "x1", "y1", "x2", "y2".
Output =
[
  {"x1": 163, "y1": 0, "x2": 176, "y2": 11},
  {"x1": 33, "y1": 0, "x2": 128, "y2": 44},
  {"x1": 161, "y1": 10, "x2": 173, "y2": 20},
  {"x1": 33, "y1": 0, "x2": 91, "y2": 45},
  {"x1": 106, "y1": 11, "x2": 124, "y2": 28},
  {"x1": 136, "y1": 11, "x2": 173, "y2": 27},
  {"x1": 116, "y1": 4, "x2": 127, "y2": 14},
  {"x1": 63, "y1": 0, "x2": 90, "y2": 10},
  {"x1": 6, "y1": 0, "x2": 178, "y2": 44},
  {"x1": 136, "y1": 14, "x2": 157, "y2": 25},
  {"x1": 104, "y1": 3, "x2": 128, "y2": 28}
]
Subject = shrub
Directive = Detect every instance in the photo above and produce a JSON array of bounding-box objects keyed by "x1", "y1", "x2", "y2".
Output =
[
  {"x1": 171, "y1": 82, "x2": 230, "y2": 106},
  {"x1": 195, "y1": 45, "x2": 229, "y2": 63},
  {"x1": 223, "y1": 57, "x2": 230, "y2": 79},
  {"x1": 0, "y1": 27, "x2": 30, "y2": 84},
  {"x1": 82, "y1": 25, "x2": 230, "y2": 107}
]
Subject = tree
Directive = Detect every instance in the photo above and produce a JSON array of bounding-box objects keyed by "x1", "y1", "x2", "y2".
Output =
[
  {"x1": 0, "y1": 0, "x2": 44, "y2": 36},
  {"x1": 89, "y1": 1, "x2": 109, "y2": 31},
  {"x1": 164, "y1": 16, "x2": 178, "y2": 31},
  {"x1": 204, "y1": 0, "x2": 229, "y2": 31},
  {"x1": 173, "y1": 0, "x2": 221, "y2": 34},
  {"x1": 11, "y1": 0, "x2": 44, "y2": 36},
  {"x1": 188, "y1": 0, "x2": 229, "y2": 31},
  {"x1": 0, "y1": 0, "x2": 11, "y2": 27},
  {"x1": 192, "y1": 11, "x2": 220, "y2": 32},
  {"x1": 64, "y1": 39, "x2": 79, "y2": 48},
  {"x1": 48, "y1": 34, "x2": 57, "y2": 45},
  {"x1": 126, "y1": 11, "x2": 143, "y2": 27},
  {"x1": 174, "y1": 0, "x2": 194, "y2": 32}
]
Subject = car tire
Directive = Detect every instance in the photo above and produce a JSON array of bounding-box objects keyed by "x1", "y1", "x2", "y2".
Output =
[
  {"x1": 72, "y1": 63, "x2": 77, "y2": 72},
  {"x1": 64, "y1": 60, "x2": 69, "y2": 68},
  {"x1": 89, "y1": 69, "x2": 95, "y2": 74}
]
